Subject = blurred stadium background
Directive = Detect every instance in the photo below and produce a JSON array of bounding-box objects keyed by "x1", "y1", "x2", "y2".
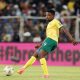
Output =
[{"x1": 0, "y1": 0, "x2": 80, "y2": 80}]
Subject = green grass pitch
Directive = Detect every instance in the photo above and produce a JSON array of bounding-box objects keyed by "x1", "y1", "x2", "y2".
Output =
[{"x1": 0, "y1": 65, "x2": 80, "y2": 80}]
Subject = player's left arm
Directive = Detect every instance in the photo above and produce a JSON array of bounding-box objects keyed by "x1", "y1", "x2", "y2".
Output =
[{"x1": 59, "y1": 27, "x2": 78, "y2": 45}]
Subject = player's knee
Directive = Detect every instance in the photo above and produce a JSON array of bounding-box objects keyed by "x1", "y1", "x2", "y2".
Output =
[
  {"x1": 33, "y1": 52, "x2": 38, "y2": 58},
  {"x1": 39, "y1": 51, "x2": 47, "y2": 59}
]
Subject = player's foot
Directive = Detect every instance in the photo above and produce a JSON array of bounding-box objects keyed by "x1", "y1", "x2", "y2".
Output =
[
  {"x1": 44, "y1": 75, "x2": 49, "y2": 78},
  {"x1": 17, "y1": 68, "x2": 25, "y2": 74}
]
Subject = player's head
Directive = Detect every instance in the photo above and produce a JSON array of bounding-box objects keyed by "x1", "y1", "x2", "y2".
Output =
[{"x1": 46, "y1": 9, "x2": 55, "y2": 20}]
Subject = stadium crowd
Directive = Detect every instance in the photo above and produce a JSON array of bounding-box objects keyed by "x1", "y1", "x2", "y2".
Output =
[{"x1": 0, "y1": 0, "x2": 80, "y2": 42}]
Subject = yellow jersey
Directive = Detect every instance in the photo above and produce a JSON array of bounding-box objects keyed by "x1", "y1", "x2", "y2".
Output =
[{"x1": 46, "y1": 19, "x2": 63, "y2": 42}]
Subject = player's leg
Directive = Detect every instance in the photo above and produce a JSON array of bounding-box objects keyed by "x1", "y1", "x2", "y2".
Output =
[
  {"x1": 39, "y1": 50, "x2": 49, "y2": 78},
  {"x1": 39, "y1": 38, "x2": 57, "y2": 78},
  {"x1": 17, "y1": 52, "x2": 38, "y2": 74}
]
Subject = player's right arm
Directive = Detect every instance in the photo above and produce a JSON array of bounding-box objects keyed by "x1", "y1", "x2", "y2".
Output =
[
  {"x1": 59, "y1": 27, "x2": 78, "y2": 45},
  {"x1": 35, "y1": 43, "x2": 42, "y2": 49}
]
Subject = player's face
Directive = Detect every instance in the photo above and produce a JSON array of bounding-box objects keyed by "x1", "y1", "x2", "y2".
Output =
[{"x1": 46, "y1": 12, "x2": 54, "y2": 20}]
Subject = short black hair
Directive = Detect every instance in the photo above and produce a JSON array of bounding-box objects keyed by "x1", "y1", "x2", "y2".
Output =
[{"x1": 47, "y1": 9, "x2": 55, "y2": 15}]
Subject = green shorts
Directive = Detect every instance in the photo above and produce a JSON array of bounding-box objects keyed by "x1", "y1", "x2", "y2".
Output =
[{"x1": 36, "y1": 37, "x2": 57, "y2": 53}]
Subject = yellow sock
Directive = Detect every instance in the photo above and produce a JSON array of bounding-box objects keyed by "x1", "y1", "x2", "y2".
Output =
[
  {"x1": 23, "y1": 56, "x2": 36, "y2": 69},
  {"x1": 40, "y1": 58, "x2": 49, "y2": 75}
]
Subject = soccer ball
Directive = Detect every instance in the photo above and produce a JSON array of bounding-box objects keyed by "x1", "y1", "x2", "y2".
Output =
[{"x1": 3, "y1": 66, "x2": 14, "y2": 76}]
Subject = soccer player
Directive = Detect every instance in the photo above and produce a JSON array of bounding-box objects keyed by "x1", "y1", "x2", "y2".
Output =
[{"x1": 17, "y1": 9, "x2": 77, "y2": 78}]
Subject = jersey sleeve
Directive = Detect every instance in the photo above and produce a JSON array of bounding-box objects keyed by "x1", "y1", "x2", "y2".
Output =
[{"x1": 56, "y1": 20, "x2": 63, "y2": 28}]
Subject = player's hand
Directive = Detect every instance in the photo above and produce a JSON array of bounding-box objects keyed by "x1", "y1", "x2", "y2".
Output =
[
  {"x1": 71, "y1": 39, "x2": 78, "y2": 46},
  {"x1": 35, "y1": 44, "x2": 41, "y2": 49},
  {"x1": 35, "y1": 45, "x2": 40, "y2": 49},
  {"x1": 35, "y1": 43, "x2": 42, "y2": 49}
]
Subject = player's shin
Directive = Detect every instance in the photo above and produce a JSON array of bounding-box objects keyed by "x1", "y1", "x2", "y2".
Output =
[
  {"x1": 40, "y1": 58, "x2": 49, "y2": 77},
  {"x1": 23, "y1": 56, "x2": 36, "y2": 69}
]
